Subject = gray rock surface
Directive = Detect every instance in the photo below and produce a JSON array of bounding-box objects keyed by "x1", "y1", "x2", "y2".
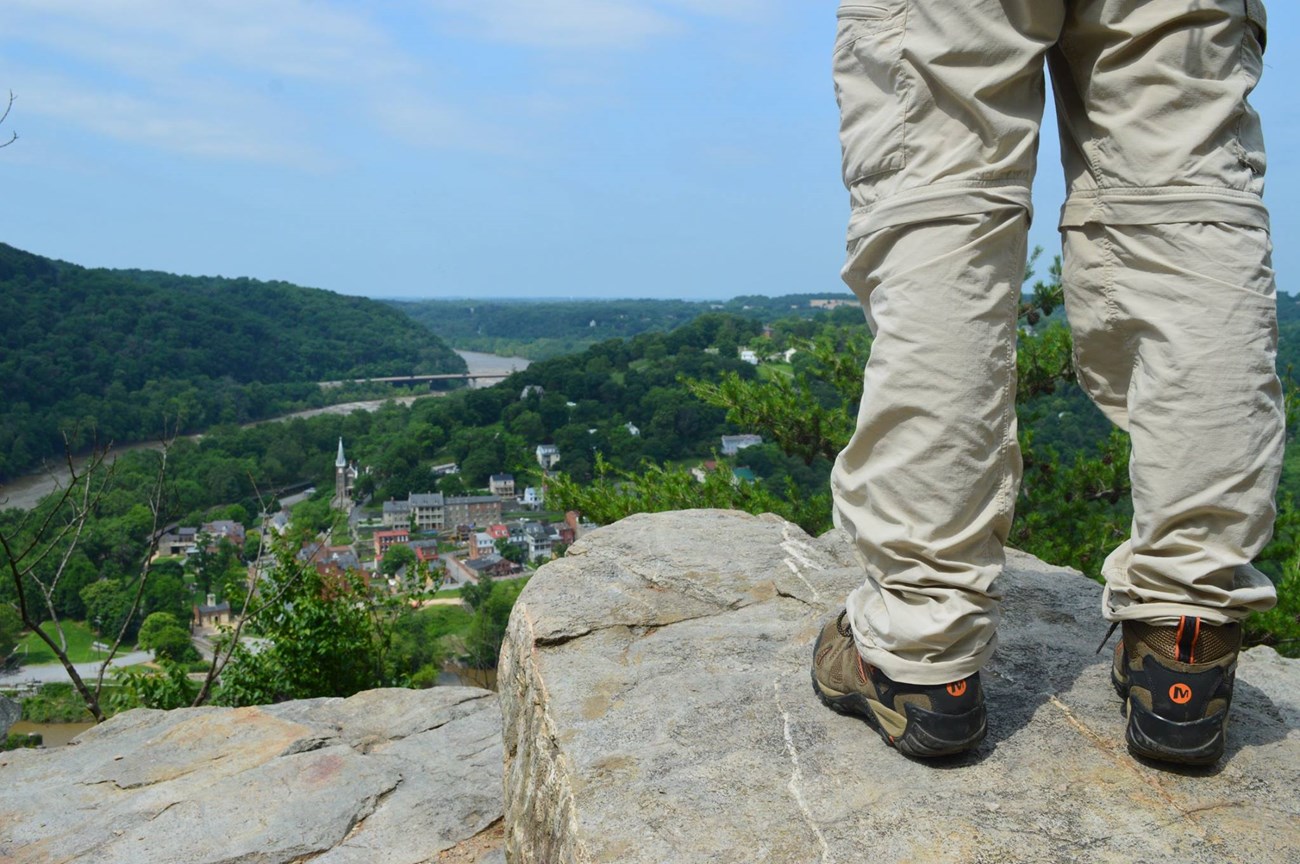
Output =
[
  {"x1": 0, "y1": 695, "x2": 19, "y2": 738},
  {"x1": 500, "y1": 509, "x2": 1300, "y2": 864},
  {"x1": 0, "y1": 687, "x2": 503, "y2": 864}
]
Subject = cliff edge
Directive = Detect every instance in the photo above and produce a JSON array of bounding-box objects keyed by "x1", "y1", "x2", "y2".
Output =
[{"x1": 499, "y1": 509, "x2": 1300, "y2": 864}]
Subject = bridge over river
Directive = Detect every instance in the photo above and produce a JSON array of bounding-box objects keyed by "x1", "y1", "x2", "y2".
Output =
[{"x1": 318, "y1": 371, "x2": 512, "y2": 388}]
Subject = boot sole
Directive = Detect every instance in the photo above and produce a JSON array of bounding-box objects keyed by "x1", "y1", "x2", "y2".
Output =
[
  {"x1": 1112, "y1": 668, "x2": 1225, "y2": 766},
  {"x1": 811, "y1": 670, "x2": 986, "y2": 759}
]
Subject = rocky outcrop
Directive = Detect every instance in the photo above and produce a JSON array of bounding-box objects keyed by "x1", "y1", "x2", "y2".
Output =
[
  {"x1": 500, "y1": 509, "x2": 1300, "y2": 864},
  {"x1": 0, "y1": 687, "x2": 504, "y2": 864},
  {"x1": 0, "y1": 694, "x2": 18, "y2": 738},
  {"x1": 5, "y1": 509, "x2": 1297, "y2": 864}
]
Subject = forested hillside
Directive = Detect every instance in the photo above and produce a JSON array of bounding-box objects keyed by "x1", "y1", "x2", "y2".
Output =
[
  {"x1": 0, "y1": 244, "x2": 465, "y2": 481},
  {"x1": 389, "y1": 295, "x2": 861, "y2": 360}
]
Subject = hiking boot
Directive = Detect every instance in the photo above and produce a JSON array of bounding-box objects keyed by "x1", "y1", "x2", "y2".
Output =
[
  {"x1": 1111, "y1": 616, "x2": 1240, "y2": 765},
  {"x1": 811, "y1": 610, "x2": 986, "y2": 758}
]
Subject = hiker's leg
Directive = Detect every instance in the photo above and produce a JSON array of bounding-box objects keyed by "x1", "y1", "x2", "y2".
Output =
[
  {"x1": 831, "y1": 0, "x2": 1064, "y2": 684},
  {"x1": 1052, "y1": 0, "x2": 1281, "y2": 623}
]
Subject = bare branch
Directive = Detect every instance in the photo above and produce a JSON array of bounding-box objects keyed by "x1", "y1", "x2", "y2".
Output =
[
  {"x1": 1, "y1": 440, "x2": 117, "y2": 721},
  {"x1": 193, "y1": 472, "x2": 283, "y2": 706},
  {"x1": 93, "y1": 433, "x2": 174, "y2": 697},
  {"x1": 7, "y1": 439, "x2": 110, "y2": 574},
  {"x1": 0, "y1": 91, "x2": 15, "y2": 148}
]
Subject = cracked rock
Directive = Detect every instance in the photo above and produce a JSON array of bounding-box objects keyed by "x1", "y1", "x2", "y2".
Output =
[
  {"x1": 500, "y1": 509, "x2": 1300, "y2": 864},
  {"x1": 0, "y1": 687, "x2": 503, "y2": 864}
]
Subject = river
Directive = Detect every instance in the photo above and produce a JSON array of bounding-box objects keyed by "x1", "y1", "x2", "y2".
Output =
[
  {"x1": 0, "y1": 350, "x2": 531, "y2": 512},
  {"x1": 453, "y1": 350, "x2": 530, "y2": 383},
  {"x1": 7, "y1": 720, "x2": 97, "y2": 748}
]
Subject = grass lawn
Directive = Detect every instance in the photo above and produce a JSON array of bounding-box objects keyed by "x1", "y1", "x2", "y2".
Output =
[
  {"x1": 757, "y1": 362, "x2": 794, "y2": 381},
  {"x1": 18, "y1": 620, "x2": 102, "y2": 665}
]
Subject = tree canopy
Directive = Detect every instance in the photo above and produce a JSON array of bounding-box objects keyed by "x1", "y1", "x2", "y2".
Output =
[{"x1": 0, "y1": 243, "x2": 466, "y2": 481}]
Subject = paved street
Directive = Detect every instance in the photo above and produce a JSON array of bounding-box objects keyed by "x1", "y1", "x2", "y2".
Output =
[{"x1": 0, "y1": 651, "x2": 153, "y2": 686}]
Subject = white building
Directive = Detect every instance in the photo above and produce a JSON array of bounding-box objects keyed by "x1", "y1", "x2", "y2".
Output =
[
  {"x1": 721, "y1": 434, "x2": 763, "y2": 456},
  {"x1": 536, "y1": 444, "x2": 561, "y2": 470}
]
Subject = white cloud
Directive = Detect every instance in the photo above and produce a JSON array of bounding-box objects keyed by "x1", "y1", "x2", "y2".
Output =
[
  {"x1": 0, "y1": 0, "x2": 459, "y2": 166},
  {"x1": 5, "y1": 0, "x2": 409, "y2": 84},
  {"x1": 16, "y1": 71, "x2": 336, "y2": 169},
  {"x1": 0, "y1": 0, "x2": 785, "y2": 169},
  {"x1": 427, "y1": 0, "x2": 675, "y2": 49},
  {"x1": 425, "y1": 0, "x2": 772, "y2": 49}
]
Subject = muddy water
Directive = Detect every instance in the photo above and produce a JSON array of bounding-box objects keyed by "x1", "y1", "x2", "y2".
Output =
[
  {"x1": 454, "y1": 350, "x2": 530, "y2": 387},
  {"x1": 7, "y1": 720, "x2": 97, "y2": 748},
  {"x1": 437, "y1": 662, "x2": 498, "y2": 691}
]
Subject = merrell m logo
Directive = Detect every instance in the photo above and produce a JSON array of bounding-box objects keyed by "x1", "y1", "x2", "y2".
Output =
[{"x1": 1169, "y1": 683, "x2": 1193, "y2": 705}]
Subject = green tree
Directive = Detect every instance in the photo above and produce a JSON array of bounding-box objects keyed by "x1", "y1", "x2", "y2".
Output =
[
  {"x1": 464, "y1": 577, "x2": 529, "y2": 670},
  {"x1": 111, "y1": 660, "x2": 201, "y2": 711},
  {"x1": 550, "y1": 454, "x2": 827, "y2": 537},
  {"x1": 81, "y1": 579, "x2": 135, "y2": 644},
  {"x1": 381, "y1": 544, "x2": 416, "y2": 578},
  {"x1": 495, "y1": 537, "x2": 527, "y2": 565},
  {"x1": 388, "y1": 603, "x2": 473, "y2": 687},
  {"x1": 1, "y1": 444, "x2": 172, "y2": 720},
  {"x1": 141, "y1": 571, "x2": 190, "y2": 623},
  {"x1": 136, "y1": 612, "x2": 199, "y2": 662},
  {"x1": 291, "y1": 496, "x2": 335, "y2": 537},
  {"x1": 214, "y1": 545, "x2": 399, "y2": 706},
  {"x1": 459, "y1": 574, "x2": 495, "y2": 612}
]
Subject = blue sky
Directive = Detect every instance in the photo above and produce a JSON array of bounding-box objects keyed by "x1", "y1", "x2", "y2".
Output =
[{"x1": 2, "y1": 2, "x2": 1296, "y2": 301}]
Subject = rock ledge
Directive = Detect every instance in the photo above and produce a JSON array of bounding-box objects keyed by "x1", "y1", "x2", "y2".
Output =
[
  {"x1": 1, "y1": 687, "x2": 504, "y2": 864},
  {"x1": 500, "y1": 509, "x2": 1300, "y2": 864}
]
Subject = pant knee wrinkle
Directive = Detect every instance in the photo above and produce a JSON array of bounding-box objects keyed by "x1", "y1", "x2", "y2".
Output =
[{"x1": 994, "y1": 229, "x2": 1025, "y2": 523}]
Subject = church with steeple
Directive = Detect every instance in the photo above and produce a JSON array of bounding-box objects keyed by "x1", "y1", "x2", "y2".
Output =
[{"x1": 333, "y1": 437, "x2": 357, "y2": 511}]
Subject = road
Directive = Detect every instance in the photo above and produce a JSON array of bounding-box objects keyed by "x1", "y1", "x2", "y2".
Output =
[
  {"x1": 0, "y1": 350, "x2": 531, "y2": 512},
  {"x1": 0, "y1": 651, "x2": 154, "y2": 686}
]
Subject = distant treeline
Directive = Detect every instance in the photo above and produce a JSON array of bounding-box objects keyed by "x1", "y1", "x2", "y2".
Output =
[
  {"x1": 389, "y1": 295, "x2": 863, "y2": 360},
  {"x1": 0, "y1": 244, "x2": 465, "y2": 482}
]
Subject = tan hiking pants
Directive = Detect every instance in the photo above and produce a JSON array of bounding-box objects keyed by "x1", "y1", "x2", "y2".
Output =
[{"x1": 830, "y1": 0, "x2": 1281, "y2": 684}]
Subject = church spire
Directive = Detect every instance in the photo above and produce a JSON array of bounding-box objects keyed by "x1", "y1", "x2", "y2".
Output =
[{"x1": 333, "y1": 438, "x2": 350, "y2": 511}]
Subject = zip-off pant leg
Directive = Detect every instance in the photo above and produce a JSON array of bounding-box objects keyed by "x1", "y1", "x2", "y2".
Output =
[
  {"x1": 1052, "y1": 0, "x2": 1281, "y2": 626},
  {"x1": 832, "y1": 0, "x2": 1279, "y2": 684},
  {"x1": 832, "y1": 0, "x2": 1061, "y2": 685}
]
